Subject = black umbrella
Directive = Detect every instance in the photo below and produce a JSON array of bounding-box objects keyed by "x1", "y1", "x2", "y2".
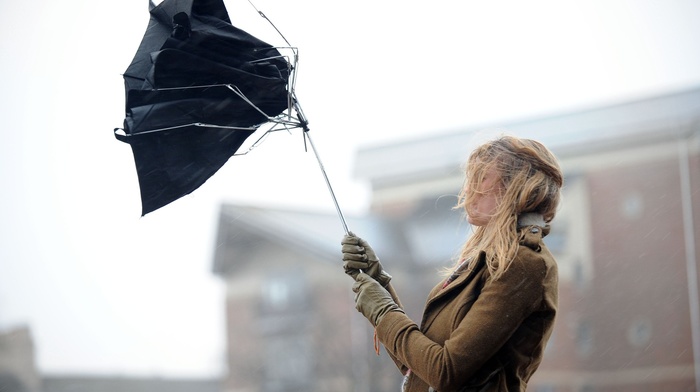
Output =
[{"x1": 115, "y1": 0, "x2": 347, "y2": 232}]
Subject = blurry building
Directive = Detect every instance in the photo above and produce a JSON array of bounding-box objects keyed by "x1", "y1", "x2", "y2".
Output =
[
  {"x1": 41, "y1": 376, "x2": 219, "y2": 392},
  {"x1": 0, "y1": 326, "x2": 41, "y2": 392},
  {"x1": 213, "y1": 86, "x2": 700, "y2": 392},
  {"x1": 0, "y1": 326, "x2": 221, "y2": 392}
]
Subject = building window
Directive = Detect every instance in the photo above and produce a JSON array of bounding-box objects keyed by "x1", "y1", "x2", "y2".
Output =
[
  {"x1": 259, "y1": 270, "x2": 313, "y2": 391},
  {"x1": 620, "y1": 191, "x2": 644, "y2": 220},
  {"x1": 266, "y1": 279, "x2": 290, "y2": 308},
  {"x1": 261, "y1": 269, "x2": 309, "y2": 313},
  {"x1": 627, "y1": 317, "x2": 652, "y2": 348}
]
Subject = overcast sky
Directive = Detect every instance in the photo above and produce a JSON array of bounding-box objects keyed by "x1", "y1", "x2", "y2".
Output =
[{"x1": 1, "y1": 0, "x2": 699, "y2": 378}]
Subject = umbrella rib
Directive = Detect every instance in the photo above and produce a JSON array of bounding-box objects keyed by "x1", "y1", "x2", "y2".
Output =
[
  {"x1": 246, "y1": 0, "x2": 292, "y2": 47},
  {"x1": 120, "y1": 122, "x2": 258, "y2": 137},
  {"x1": 153, "y1": 83, "x2": 294, "y2": 124},
  {"x1": 225, "y1": 84, "x2": 278, "y2": 120}
]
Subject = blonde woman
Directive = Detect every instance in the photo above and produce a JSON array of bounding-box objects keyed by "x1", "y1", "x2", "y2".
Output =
[{"x1": 342, "y1": 135, "x2": 563, "y2": 391}]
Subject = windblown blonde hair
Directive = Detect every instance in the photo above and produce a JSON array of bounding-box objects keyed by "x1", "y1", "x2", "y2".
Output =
[{"x1": 453, "y1": 135, "x2": 563, "y2": 280}]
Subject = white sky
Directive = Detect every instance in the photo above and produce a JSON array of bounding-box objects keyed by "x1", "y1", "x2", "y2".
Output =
[{"x1": 1, "y1": 0, "x2": 699, "y2": 378}]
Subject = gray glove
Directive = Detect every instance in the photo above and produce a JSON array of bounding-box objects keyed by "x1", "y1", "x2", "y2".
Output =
[
  {"x1": 341, "y1": 233, "x2": 392, "y2": 286},
  {"x1": 352, "y1": 273, "x2": 404, "y2": 327}
]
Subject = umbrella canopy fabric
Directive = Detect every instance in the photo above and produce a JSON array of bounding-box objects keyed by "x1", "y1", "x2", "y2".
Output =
[{"x1": 116, "y1": 0, "x2": 290, "y2": 215}]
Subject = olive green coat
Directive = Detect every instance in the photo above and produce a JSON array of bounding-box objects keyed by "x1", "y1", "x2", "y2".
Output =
[{"x1": 377, "y1": 225, "x2": 558, "y2": 392}]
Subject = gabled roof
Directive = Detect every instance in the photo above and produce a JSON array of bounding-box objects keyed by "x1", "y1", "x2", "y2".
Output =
[{"x1": 354, "y1": 86, "x2": 700, "y2": 187}]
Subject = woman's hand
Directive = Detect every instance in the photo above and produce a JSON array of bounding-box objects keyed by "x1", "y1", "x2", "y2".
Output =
[
  {"x1": 341, "y1": 233, "x2": 392, "y2": 286},
  {"x1": 352, "y1": 273, "x2": 403, "y2": 327}
]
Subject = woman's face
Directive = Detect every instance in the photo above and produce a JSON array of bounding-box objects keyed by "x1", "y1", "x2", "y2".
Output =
[{"x1": 466, "y1": 167, "x2": 503, "y2": 226}]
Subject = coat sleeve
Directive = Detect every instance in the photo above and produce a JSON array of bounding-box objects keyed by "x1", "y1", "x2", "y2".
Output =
[
  {"x1": 383, "y1": 283, "x2": 411, "y2": 375},
  {"x1": 375, "y1": 253, "x2": 547, "y2": 391}
]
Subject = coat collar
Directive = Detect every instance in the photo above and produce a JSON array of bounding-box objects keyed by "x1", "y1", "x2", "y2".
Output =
[{"x1": 420, "y1": 253, "x2": 487, "y2": 330}]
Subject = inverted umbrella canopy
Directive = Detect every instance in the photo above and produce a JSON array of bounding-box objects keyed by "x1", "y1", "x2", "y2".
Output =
[{"x1": 116, "y1": 0, "x2": 290, "y2": 215}]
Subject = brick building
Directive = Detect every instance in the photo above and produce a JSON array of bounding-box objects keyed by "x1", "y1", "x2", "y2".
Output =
[{"x1": 213, "y1": 87, "x2": 700, "y2": 392}]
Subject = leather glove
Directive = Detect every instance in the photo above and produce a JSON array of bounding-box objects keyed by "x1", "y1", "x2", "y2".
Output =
[
  {"x1": 341, "y1": 233, "x2": 392, "y2": 286},
  {"x1": 352, "y1": 273, "x2": 404, "y2": 327}
]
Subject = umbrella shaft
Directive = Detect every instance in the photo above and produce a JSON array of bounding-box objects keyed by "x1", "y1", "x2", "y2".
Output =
[{"x1": 305, "y1": 132, "x2": 349, "y2": 235}]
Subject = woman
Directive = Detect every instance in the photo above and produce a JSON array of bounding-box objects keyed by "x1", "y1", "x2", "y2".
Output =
[{"x1": 342, "y1": 135, "x2": 563, "y2": 391}]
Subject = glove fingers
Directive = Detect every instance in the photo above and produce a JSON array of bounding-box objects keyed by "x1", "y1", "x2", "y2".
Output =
[
  {"x1": 344, "y1": 260, "x2": 369, "y2": 270},
  {"x1": 342, "y1": 252, "x2": 367, "y2": 261},
  {"x1": 341, "y1": 243, "x2": 365, "y2": 253},
  {"x1": 357, "y1": 238, "x2": 378, "y2": 259}
]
